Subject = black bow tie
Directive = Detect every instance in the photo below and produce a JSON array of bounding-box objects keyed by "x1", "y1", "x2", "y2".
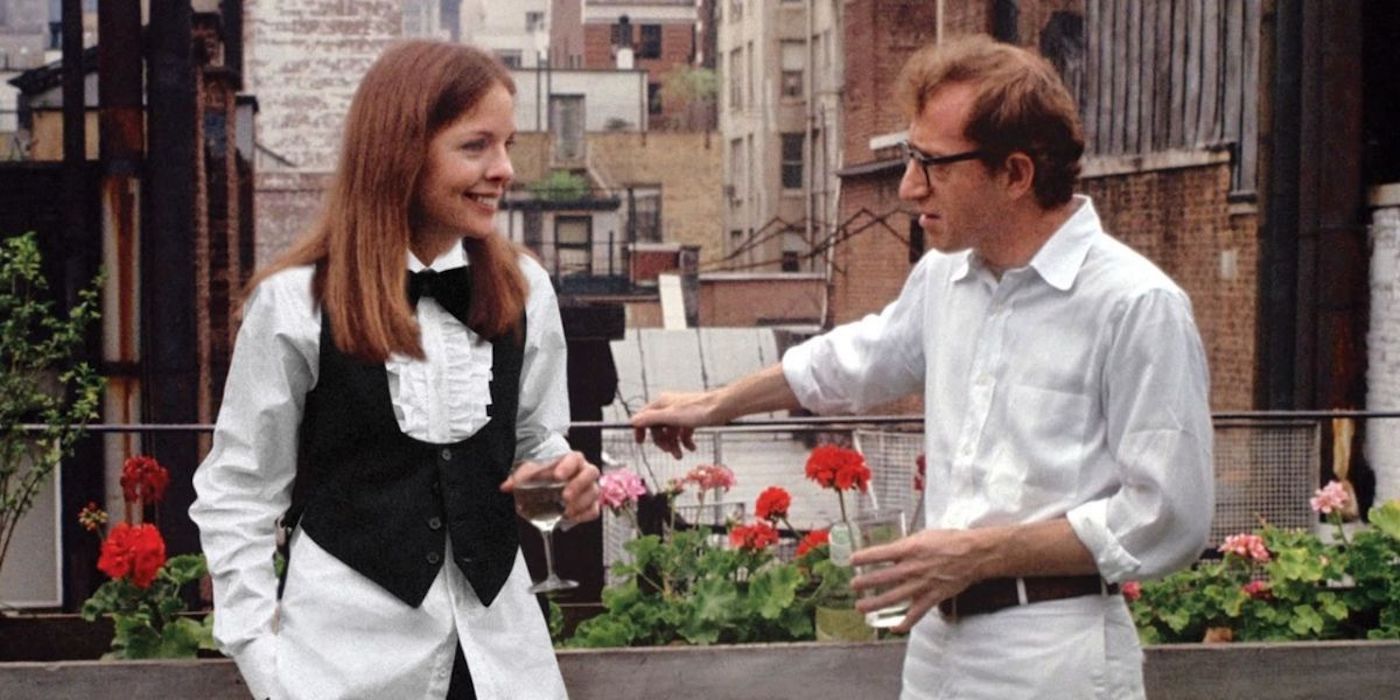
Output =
[{"x1": 406, "y1": 267, "x2": 472, "y2": 327}]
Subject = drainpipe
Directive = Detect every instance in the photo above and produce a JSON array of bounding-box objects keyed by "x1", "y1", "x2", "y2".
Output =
[
  {"x1": 804, "y1": 0, "x2": 815, "y2": 267},
  {"x1": 144, "y1": 0, "x2": 201, "y2": 555},
  {"x1": 1260, "y1": 0, "x2": 1302, "y2": 409},
  {"x1": 97, "y1": 0, "x2": 145, "y2": 521}
]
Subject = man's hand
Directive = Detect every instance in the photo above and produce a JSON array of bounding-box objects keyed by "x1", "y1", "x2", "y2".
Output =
[
  {"x1": 501, "y1": 452, "x2": 601, "y2": 524},
  {"x1": 849, "y1": 528, "x2": 989, "y2": 633},
  {"x1": 630, "y1": 390, "x2": 722, "y2": 459}
]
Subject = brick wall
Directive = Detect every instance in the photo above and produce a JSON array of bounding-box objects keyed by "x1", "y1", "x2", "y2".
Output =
[
  {"x1": 243, "y1": 0, "x2": 400, "y2": 174},
  {"x1": 841, "y1": 0, "x2": 938, "y2": 166},
  {"x1": 253, "y1": 170, "x2": 331, "y2": 265},
  {"x1": 698, "y1": 274, "x2": 824, "y2": 326},
  {"x1": 582, "y1": 22, "x2": 696, "y2": 128},
  {"x1": 1080, "y1": 161, "x2": 1257, "y2": 411},
  {"x1": 586, "y1": 131, "x2": 723, "y2": 264},
  {"x1": 1366, "y1": 205, "x2": 1400, "y2": 502},
  {"x1": 244, "y1": 0, "x2": 401, "y2": 265}
]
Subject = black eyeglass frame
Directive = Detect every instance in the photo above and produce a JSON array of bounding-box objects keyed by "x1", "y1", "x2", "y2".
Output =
[{"x1": 899, "y1": 140, "x2": 986, "y2": 187}]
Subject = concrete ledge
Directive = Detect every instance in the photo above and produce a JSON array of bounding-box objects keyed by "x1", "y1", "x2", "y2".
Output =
[
  {"x1": 2, "y1": 640, "x2": 1398, "y2": 699},
  {"x1": 1081, "y1": 148, "x2": 1231, "y2": 179}
]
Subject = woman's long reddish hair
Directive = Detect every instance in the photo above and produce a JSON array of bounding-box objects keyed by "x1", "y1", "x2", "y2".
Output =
[{"x1": 247, "y1": 41, "x2": 527, "y2": 362}]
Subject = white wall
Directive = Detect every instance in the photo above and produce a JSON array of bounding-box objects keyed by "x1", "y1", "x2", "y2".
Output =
[
  {"x1": 510, "y1": 67, "x2": 647, "y2": 133},
  {"x1": 461, "y1": 0, "x2": 550, "y2": 67},
  {"x1": 1366, "y1": 191, "x2": 1400, "y2": 503}
]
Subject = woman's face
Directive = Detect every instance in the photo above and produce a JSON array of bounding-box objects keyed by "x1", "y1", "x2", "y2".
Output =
[{"x1": 414, "y1": 83, "x2": 516, "y2": 245}]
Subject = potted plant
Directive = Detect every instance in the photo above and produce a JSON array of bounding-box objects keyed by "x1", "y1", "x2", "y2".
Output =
[
  {"x1": 0, "y1": 232, "x2": 103, "y2": 582},
  {"x1": 1129, "y1": 481, "x2": 1400, "y2": 643}
]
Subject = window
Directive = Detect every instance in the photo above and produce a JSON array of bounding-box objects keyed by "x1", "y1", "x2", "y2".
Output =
[
  {"x1": 648, "y1": 82, "x2": 663, "y2": 116},
  {"x1": 495, "y1": 50, "x2": 523, "y2": 68},
  {"x1": 630, "y1": 186, "x2": 662, "y2": 242},
  {"x1": 639, "y1": 25, "x2": 662, "y2": 59},
  {"x1": 525, "y1": 11, "x2": 545, "y2": 33},
  {"x1": 781, "y1": 133, "x2": 804, "y2": 190},
  {"x1": 746, "y1": 42, "x2": 755, "y2": 106},
  {"x1": 729, "y1": 0, "x2": 743, "y2": 23},
  {"x1": 729, "y1": 138, "x2": 745, "y2": 204},
  {"x1": 550, "y1": 95, "x2": 586, "y2": 161},
  {"x1": 781, "y1": 251, "x2": 800, "y2": 272},
  {"x1": 729, "y1": 48, "x2": 742, "y2": 110},
  {"x1": 555, "y1": 216, "x2": 592, "y2": 277},
  {"x1": 780, "y1": 41, "x2": 804, "y2": 98}
]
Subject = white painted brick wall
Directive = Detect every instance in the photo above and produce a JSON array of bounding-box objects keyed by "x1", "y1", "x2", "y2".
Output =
[
  {"x1": 244, "y1": 0, "x2": 402, "y2": 174},
  {"x1": 1366, "y1": 206, "x2": 1400, "y2": 503}
]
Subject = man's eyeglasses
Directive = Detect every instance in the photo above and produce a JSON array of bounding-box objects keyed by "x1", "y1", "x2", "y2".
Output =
[{"x1": 899, "y1": 141, "x2": 985, "y2": 187}]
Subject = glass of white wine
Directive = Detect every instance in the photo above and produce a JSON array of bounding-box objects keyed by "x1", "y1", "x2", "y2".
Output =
[{"x1": 511, "y1": 458, "x2": 579, "y2": 594}]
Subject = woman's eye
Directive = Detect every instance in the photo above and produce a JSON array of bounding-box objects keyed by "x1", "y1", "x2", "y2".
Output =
[{"x1": 462, "y1": 139, "x2": 488, "y2": 152}]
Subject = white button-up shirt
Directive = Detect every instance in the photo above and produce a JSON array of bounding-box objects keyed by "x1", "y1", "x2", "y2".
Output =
[
  {"x1": 190, "y1": 246, "x2": 571, "y2": 700},
  {"x1": 783, "y1": 196, "x2": 1213, "y2": 698}
]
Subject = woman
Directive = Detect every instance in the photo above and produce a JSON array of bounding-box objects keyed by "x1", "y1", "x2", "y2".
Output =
[{"x1": 190, "y1": 41, "x2": 599, "y2": 699}]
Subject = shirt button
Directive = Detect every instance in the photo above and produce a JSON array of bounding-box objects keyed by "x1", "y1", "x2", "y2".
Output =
[
  {"x1": 426, "y1": 551, "x2": 442, "y2": 564},
  {"x1": 431, "y1": 480, "x2": 441, "y2": 494},
  {"x1": 977, "y1": 373, "x2": 992, "y2": 385},
  {"x1": 428, "y1": 517, "x2": 443, "y2": 530},
  {"x1": 440, "y1": 448, "x2": 453, "y2": 461}
]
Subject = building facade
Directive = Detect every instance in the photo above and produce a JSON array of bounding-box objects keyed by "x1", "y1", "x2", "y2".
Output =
[{"x1": 717, "y1": 0, "x2": 841, "y2": 275}]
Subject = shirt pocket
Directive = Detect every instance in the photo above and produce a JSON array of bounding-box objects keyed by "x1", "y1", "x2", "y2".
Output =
[{"x1": 1003, "y1": 384, "x2": 1094, "y2": 499}]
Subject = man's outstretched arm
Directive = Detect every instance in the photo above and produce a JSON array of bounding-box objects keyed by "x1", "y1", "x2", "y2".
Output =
[{"x1": 630, "y1": 364, "x2": 803, "y2": 459}]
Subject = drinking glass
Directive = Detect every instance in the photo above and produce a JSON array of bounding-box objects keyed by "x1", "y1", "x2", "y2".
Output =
[
  {"x1": 840, "y1": 508, "x2": 910, "y2": 628},
  {"x1": 511, "y1": 458, "x2": 579, "y2": 594}
]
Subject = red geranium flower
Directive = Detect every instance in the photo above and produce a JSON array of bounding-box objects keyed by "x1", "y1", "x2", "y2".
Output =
[
  {"x1": 97, "y1": 522, "x2": 167, "y2": 589},
  {"x1": 804, "y1": 445, "x2": 871, "y2": 493},
  {"x1": 796, "y1": 529, "x2": 829, "y2": 557},
  {"x1": 914, "y1": 453, "x2": 926, "y2": 492},
  {"x1": 754, "y1": 487, "x2": 791, "y2": 522},
  {"x1": 120, "y1": 455, "x2": 170, "y2": 505},
  {"x1": 728, "y1": 521, "x2": 780, "y2": 551}
]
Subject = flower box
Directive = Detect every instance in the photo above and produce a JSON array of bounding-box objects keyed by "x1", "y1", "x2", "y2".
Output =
[{"x1": 1, "y1": 640, "x2": 1399, "y2": 699}]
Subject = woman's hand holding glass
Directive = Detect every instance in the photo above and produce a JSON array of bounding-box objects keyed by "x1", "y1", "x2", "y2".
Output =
[
  {"x1": 501, "y1": 452, "x2": 600, "y2": 593},
  {"x1": 502, "y1": 451, "x2": 601, "y2": 525}
]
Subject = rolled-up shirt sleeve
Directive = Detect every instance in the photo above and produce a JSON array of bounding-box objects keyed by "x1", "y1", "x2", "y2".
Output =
[
  {"x1": 784, "y1": 255, "x2": 931, "y2": 414},
  {"x1": 1067, "y1": 288, "x2": 1214, "y2": 582},
  {"x1": 189, "y1": 271, "x2": 317, "y2": 699},
  {"x1": 514, "y1": 256, "x2": 573, "y2": 462}
]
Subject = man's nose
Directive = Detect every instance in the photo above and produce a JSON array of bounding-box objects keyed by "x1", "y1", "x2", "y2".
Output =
[{"x1": 898, "y1": 160, "x2": 927, "y2": 202}]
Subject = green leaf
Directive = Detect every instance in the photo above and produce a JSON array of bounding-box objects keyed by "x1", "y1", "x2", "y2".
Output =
[
  {"x1": 749, "y1": 565, "x2": 802, "y2": 620},
  {"x1": 162, "y1": 554, "x2": 208, "y2": 584},
  {"x1": 157, "y1": 617, "x2": 207, "y2": 658},
  {"x1": 1370, "y1": 500, "x2": 1400, "y2": 540}
]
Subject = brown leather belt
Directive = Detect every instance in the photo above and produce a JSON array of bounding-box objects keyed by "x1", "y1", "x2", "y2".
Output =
[{"x1": 938, "y1": 575, "x2": 1120, "y2": 620}]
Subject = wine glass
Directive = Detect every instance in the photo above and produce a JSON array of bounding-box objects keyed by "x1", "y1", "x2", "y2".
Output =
[{"x1": 511, "y1": 458, "x2": 579, "y2": 594}]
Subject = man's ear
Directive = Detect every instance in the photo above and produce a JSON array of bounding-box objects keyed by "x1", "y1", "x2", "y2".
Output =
[{"x1": 1001, "y1": 151, "x2": 1037, "y2": 201}]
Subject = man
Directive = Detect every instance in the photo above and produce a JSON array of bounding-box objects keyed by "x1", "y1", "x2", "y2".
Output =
[{"x1": 631, "y1": 36, "x2": 1213, "y2": 698}]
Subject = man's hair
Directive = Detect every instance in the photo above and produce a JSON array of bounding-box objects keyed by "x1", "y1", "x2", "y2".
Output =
[
  {"x1": 896, "y1": 35, "x2": 1084, "y2": 209},
  {"x1": 247, "y1": 41, "x2": 527, "y2": 363}
]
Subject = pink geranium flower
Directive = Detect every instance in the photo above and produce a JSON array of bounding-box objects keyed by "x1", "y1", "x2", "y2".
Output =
[
  {"x1": 1310, "y1": 480, "x2": 1349, "y2": 515},
  {"x1": 686, "y1": 464, "x2": 736, "y2": 492},
  {"x1": 1121, "y1": 581, "x2": 1142, "y2": 603},
  {"x1": 1242, "y1": 580, "x2": 1273, "y2": 600},
  {"x1": 598, "y1": 468, "x2": 648, "y2": 511},
  {"x1": 1219, "y1": 533, "x2": 1271, "y2": 563}
]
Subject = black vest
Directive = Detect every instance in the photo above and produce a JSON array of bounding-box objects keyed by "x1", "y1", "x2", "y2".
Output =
[{"x1": 287, "y1": 312, "x2": 525, "y2": 608}]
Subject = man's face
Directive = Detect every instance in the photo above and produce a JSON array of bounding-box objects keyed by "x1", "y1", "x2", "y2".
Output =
[{"x1": 898, "y1": 82, "x2": 1006, "y2": 257}]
